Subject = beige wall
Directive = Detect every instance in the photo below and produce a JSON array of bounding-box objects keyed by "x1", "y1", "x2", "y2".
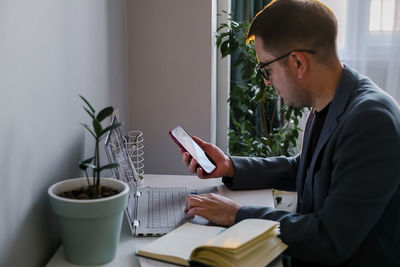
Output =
[
  {"x1": 0, "y1": 1, "x2": 127, "y2": 266},
  {"x1": 127, "y1": 0, "x2": 217, "y2": 174}
]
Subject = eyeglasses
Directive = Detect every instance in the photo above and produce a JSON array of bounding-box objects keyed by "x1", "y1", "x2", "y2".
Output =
[{"x1": 256, "y1": 49, "x2": 317, "y2": 81}]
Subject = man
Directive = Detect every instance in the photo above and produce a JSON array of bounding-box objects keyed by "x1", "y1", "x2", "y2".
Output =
[{"x1": 181, "y1": 0, "x2": 400, "y2": 266}]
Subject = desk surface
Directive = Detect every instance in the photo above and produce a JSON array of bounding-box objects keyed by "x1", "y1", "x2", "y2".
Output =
[{"x1": 46, "y1": 174, "x2": 278, "y2": 267}]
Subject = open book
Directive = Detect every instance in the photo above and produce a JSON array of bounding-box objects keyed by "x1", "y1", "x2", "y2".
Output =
[{"x1": 137, "y1": 219, "x2": 287, "y2": 267}]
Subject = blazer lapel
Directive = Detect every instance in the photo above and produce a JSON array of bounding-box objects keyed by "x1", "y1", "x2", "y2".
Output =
[
  {"x1": 296, "y1": 111, "x2": 315, "y2": 204},
  {"x1": 300, "y1": 65, "x2": 358, "y2": 213}
]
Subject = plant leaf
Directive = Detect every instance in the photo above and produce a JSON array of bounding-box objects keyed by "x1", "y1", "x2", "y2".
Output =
[
  {"x1": 220, "y1": 40, "x2": 229, "y2": 58},
  {"x1": 79, "y1": 157, "x2": 94, "y2": 165},
  {"x1": 93, "y1": 119, "x2": 102, "y2": 136},
  {"x1": 84, "y1": 107, "x2": 95, "y2": 119},
  {"x1": 79, "y1": 163, "x2": 96, "y2": 170},
  {"x1": 216, "y1": 23, "x2": 229, "y2": 31},
  {"x1": 100, "y1": 122, "x2": 123, "y2": 138},
  {"x1": 79, "y1": 95, "x2": 95, "y2": 113},
  {"x1": 96, "y1": 106, "x2": 114, "y2": 122},
  {"x1": 80, "y1": 123, "x2": 96, "y2": 138},
  {"x1": 79, "y1": 158, "x2": 94, "y2": 171}
]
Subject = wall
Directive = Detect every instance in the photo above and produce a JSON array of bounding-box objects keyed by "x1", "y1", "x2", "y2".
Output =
[
  {"x1": 216, "y1": 0, "x2": 231, "y2": 154},
  {"x1": 127, "y1": 0, "x2": 216, "y2": 175},
  {"x1": 0, "y1": 0, "x2": 127, "y2": 266}
]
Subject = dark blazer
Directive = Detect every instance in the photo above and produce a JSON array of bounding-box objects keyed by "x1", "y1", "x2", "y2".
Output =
[{"x1": 223, "y1": 65, "x2": 400, "y2": 266}]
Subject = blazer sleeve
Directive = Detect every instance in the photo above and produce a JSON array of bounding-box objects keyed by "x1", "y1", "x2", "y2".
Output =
[
  {"x1": 222, "y1": 154, "x2": 300, "y2": 191},
  {"x1": 235, "y1": 100, "x2": 400, "y2": 265}
]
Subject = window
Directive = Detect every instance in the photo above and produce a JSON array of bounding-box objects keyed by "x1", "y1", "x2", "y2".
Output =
[
  {"x1": 342, "y1": 0, "x2": 400, "y2": 102},
  {"x1": 369, "y1": 0, "x2": 400, "y2": 32}
]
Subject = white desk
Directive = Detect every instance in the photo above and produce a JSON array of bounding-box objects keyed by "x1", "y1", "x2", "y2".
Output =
[{"x1": 46, "y1": 174, "x2": 279, "y2": 267}]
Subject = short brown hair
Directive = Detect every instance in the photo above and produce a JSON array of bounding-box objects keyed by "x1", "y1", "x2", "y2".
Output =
[{"x1": 247, "y1": 0, "x2": 338, "y2": 58}]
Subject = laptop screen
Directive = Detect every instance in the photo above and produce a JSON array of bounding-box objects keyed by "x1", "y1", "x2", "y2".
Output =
[{"x1": 104, "y1": 116, "x2": 138, "y2": 224}]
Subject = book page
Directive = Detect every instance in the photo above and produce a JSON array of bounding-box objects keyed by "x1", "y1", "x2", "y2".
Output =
[
  {"x1": 137, "y1": 222, "x2": 224, "y2": 263},
  {"x1": 203, "y1": 219, "x2": 278, "y2": 249},
  {"x1": 192, "y1": 236, "x2": 286, "y2": 267}
]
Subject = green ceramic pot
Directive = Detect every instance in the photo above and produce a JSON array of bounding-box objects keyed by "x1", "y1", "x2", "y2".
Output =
[{"x1": 48, "y1": 178, "x2": 129, "y2": 266}]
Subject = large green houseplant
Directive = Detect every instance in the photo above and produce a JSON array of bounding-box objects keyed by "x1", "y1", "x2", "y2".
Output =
[
  {"x1": 48, "y1": 96, "x2": 129, "y2": 265},
  {"x1": 216, "y1": 13, "x2": 306, "y2": 157}
]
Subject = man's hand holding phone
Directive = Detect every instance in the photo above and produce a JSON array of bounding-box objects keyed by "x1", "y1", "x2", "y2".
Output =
[
  {"x1": 181, "y1": 136, "x2": 235, "y2": 179},
  {"x1": 169, "y1": 126, "x2": 234, "y2": 179}
]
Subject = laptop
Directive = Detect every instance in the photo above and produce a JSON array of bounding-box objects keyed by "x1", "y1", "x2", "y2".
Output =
[{"x1": 104, "y1": 117, "x2": 217, "y2": 236}]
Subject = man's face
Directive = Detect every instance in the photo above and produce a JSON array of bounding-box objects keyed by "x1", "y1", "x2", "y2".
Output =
[{"x1": 254, "y1": 36, "x2": 311, "y2": 108}]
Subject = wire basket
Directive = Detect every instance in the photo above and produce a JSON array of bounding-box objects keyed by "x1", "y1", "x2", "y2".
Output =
[{"x1": 125, "y1": 131, "x2": 144, "y2": 177}]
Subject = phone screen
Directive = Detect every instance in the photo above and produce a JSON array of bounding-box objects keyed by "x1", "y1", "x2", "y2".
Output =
[{"x1": 169, "y1": 126, "x2": 216, "y2": 174}]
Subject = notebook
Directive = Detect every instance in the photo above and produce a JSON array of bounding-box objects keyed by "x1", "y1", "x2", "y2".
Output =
[{"x1": 104, "y1": 117, "x2": 217, "y2": 236}]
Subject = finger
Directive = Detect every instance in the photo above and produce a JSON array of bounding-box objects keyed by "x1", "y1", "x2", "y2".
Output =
[
  {"x1": 187, "y1": 207, "x2": 207, "y2": 218},
  {"x1": 182, "y1": 152, "x2": 191, "y2": 167},
  {"x1": 192, "y1": 136, "x2": 209, "y2": 150},
  {"x1": 178, "y1": 146, "x2": 185, "y2": 153},
  {"x1": 185, "y1": 194, "x2": 203, "y2": 212},
  {"x1": 206, "y1": 192, "x2": 219, "y2": 200},
  {"x1": 188, "y1": 158, "x2": 198, "y2": 174},
  {"x1": 192, "y1": 135, "x2": 205, "y2": 144},
  {"x1": 192, "y1": 136, "x2": 216, "y2": 167},
  {"x1": 185, "y1": 194, "x2": 192, "y2": 212},
  {"x1": 196, "y1": 167, "x2": 206, "y2": 178}
]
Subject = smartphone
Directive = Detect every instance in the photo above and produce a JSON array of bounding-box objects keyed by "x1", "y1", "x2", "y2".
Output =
[{"x1": 169, "y1": 126, "x2": 216, "y2": 175}]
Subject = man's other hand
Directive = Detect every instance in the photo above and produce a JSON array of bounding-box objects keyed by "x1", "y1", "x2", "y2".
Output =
[{"x1": 185, "y1": 193, "x2": 242, "y2": 226}]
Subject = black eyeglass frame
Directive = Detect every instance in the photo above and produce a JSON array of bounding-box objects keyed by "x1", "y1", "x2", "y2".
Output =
[{"x1": 256, "y1": 49, "x2": 317, "y2": 80}]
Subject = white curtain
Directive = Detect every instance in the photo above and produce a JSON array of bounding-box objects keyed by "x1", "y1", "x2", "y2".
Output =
[{"x1": 338, "y1": 0, "x2": 400, "y2": 103}]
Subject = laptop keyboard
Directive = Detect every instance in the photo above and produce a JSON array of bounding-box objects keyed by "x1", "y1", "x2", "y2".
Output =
[{"x1": 147, "y1": 190, "x2": 189, "y2": 228}]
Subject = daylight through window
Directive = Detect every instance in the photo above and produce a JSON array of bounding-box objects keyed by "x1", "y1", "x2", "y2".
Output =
[{"x1": 369, "y1": 0, "x2": 400, "y2": 31}]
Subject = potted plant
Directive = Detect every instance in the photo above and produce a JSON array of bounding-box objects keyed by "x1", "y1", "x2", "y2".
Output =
[{"x1": 48, "y1": 96, "x2": 129, "y2": 266}]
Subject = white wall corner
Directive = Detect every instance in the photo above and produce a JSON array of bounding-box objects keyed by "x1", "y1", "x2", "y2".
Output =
[
  {"x1": 216, "y1": 0, "x2": 231, "y2": 153},
  {"x1": 211, "y1": 0, "x2": 218, "y2": 145}
]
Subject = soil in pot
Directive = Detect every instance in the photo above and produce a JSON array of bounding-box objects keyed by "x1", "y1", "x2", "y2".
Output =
[{"x1": 58, "y1": 186, "x2": 120, "y2": 199}]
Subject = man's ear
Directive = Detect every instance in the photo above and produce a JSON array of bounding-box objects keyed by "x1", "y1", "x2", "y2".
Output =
[{"x1": 290, "y1": 52, "x2": 308, "y2": 79}]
